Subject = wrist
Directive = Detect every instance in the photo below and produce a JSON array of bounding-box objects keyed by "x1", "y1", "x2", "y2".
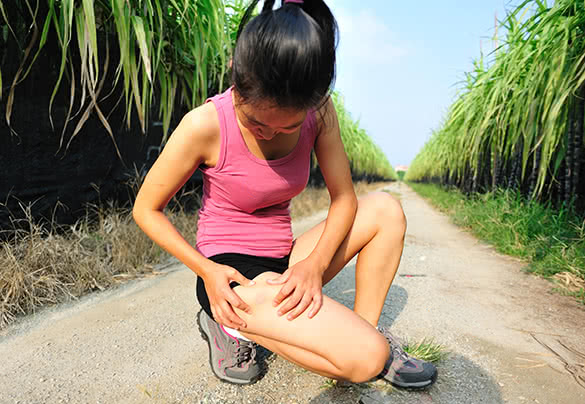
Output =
[
  {"x1": 197, "y1": 260, "x2": 219, "y2": 281},
  {"x1": 307, "y1": 252, "x2": 330, "y2": 275}
]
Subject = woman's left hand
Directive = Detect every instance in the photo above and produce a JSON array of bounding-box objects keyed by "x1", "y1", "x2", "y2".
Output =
[{"x1": 266, "y1": 257, "x2": 325, "y2": 320}]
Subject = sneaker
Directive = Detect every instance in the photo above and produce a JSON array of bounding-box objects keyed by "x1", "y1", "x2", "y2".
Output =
[
  {"x1": 377, "y1": 327, "x2": 438, "y2": 388},
  {"x1": 197, "y1": 309, "x2": 262, "y2": 384}
]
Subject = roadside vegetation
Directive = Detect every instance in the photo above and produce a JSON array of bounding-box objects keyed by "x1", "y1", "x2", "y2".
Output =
[
  {"x1": 0, "y1": 0, "x2": 247, "y2": 143},
  {"x1": 406, "y1": 0, "x2": 585, "y2": 213},
  {"x1": 409, "y1": 182, "x2": 585, "y2": 303},
  {"x1": 405, "y1": 0, "x2": 585, "y2": 298}
]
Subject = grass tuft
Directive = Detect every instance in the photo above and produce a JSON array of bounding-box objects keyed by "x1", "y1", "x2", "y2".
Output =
[{"x1": 404, "y1": 338, "x2": 448, "y2": 363}]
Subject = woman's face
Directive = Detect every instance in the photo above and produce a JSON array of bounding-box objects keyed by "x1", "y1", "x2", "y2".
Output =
[{"x1": 234, "y1": 96, "x2": 307, "y2": 141}]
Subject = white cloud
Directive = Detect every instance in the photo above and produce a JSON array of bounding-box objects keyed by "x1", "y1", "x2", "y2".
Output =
[{"x1": 334, "y1": 7, "x2": 408, "y2": 66}]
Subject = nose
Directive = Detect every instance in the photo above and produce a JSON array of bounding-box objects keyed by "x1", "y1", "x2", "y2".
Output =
[{"x1": 258, "y1": 127, "x2": 277, "y2": 139}]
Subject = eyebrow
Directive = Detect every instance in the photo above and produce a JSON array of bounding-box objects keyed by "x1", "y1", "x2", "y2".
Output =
[{"x1": 244, "y1": 112, "x2": 305, "y2": 129}]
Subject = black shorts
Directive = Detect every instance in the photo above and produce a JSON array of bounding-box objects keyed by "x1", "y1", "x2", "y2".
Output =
[{"x1": 196, "y1": 252, "x2": 290, "y2": 321}]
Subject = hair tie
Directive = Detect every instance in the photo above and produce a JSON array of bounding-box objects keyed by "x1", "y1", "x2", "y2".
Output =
[{"x1": 284, "y1": 0, "x2": 304, "y2": 4}]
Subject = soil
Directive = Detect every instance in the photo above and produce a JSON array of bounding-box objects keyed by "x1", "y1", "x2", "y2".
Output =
[{"x1": 1, "y1": 182, "x2": 584, "y2": 403}]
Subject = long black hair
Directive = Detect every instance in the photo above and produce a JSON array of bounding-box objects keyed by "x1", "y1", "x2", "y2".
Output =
[{"x1": 232, "y1": 0, "x2": 338, "y2": 110}]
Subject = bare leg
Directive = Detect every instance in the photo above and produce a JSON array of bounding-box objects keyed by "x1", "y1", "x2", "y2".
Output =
[
  {"x1": 235, "y1": 272, "x2": 389, "y2": 383},
  {"x1": 290, "y1": 191, "x2": 406, "y2": 326},
  {"x1": 231, "y1": 192, "x2": 405, "y2": 382}
]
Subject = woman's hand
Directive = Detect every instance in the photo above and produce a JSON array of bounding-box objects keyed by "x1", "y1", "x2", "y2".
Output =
[
  {"x1": 202, "y1": 263, "x2": 255, "y2": 329},
  {"x1": 267, "y1": 257, "x2": 325, "y2": 320}
]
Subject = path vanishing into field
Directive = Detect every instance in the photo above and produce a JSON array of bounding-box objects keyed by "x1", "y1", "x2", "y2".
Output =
[{"x1": 1, "y1": 182, "x2": 585, "y2": 404}]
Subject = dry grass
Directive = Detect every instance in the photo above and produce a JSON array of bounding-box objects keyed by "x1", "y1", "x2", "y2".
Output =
[
  {"x1": 0, "y1": 180, "x2": 392, "y2": 329},
  {"x1": 553, "y1": 271, "x2": 585, "y2": 293},
  {"x1": 0, "y1": 202, "x2": 198, "y2": 329}
]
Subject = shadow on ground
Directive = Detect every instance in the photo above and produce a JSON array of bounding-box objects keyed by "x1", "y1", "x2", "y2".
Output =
[{"x1": 323, "y1": 262, "x2": 408, "y2": 329}]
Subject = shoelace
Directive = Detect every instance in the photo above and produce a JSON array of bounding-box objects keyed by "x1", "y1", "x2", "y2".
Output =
[
  {"x1": 379, "y1": 327, "x2": 410, "y2": 363},
  {"x1": 234, "y1": 340, "x2": 257, "y2": 366}
]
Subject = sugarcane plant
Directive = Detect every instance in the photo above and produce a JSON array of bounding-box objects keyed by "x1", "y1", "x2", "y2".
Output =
[
  {"x1": 406, "y1": 0, "x2": 585, "y2": 213},
  {"x1": 0, "y1": 0, "x2": 248, "y2": 151},
  {"x1": 332, "y1": 91, "x2": 397, "y2": 180}
]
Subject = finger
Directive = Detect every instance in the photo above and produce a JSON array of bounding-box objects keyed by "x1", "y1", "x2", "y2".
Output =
[
  {"x1": 308, "y1": 293, "x2": 323, "y2": 319},
  {"x1": 287, "y1": 294, "x2": 313, "y2": 321},
  {"x1": 226, "y1": 288, "x2": 252, "y2": 314},
  {"x1": 214, "y1": 308, "x2": 232, "y2": 329},
  {"x1": 221, "y1": 301, "x2": 246, "y2": 329},
  {"x1": 231, "y1": 269, "x2": 255, "y2": 287},
  {"x1": 273, "y1": 281, "x2": 295, "y2": 307},
  {"x1": 266, "y1": 270, "x2": 290, "y2": 285},
  {"x1": 277, "y1": 291, "x2": 303, "y2": 317}
]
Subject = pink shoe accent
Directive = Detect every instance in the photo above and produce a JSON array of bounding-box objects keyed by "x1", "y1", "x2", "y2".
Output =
[
  {"x1": 218, "y1": 359, "x2": 224, "y2": 368},
  {"x1": 214, "y1": 336, "x2": 224, "y2": 352},
  {"x1": 220, "y1": 325, "x2": 240, "y2": 344}
]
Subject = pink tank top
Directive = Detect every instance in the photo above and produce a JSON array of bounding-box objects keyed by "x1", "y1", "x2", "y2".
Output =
[{"x1": 196, "y1": 87, "x2": 318, "y2": 258}]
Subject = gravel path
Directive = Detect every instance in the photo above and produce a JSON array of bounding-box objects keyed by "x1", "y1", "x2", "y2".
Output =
[{"x1": 1, "y1": 183, "x2": 584, "y2": 404}]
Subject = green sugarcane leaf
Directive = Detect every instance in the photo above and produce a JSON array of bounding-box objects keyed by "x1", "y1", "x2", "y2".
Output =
[{"x1": 132, "y1": 15, "x2": 152, "y2": 83}]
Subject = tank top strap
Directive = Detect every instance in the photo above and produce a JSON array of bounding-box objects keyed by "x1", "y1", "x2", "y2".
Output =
[
  {"x1": 301, "y1": 108, "x2": 318, "y2": 152},
  {"x1": 205, "y1": 87, "x2": 247, "y2": 172}
]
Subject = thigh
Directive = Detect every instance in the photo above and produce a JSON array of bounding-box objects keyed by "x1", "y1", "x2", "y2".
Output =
[{"x1": 233, "y1": 272, "x2": 388, "y2": 372}]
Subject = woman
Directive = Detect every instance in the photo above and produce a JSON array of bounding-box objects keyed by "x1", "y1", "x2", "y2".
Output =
[{"x1": 133, "y1": 0, "x2": 437, "y2": 388}]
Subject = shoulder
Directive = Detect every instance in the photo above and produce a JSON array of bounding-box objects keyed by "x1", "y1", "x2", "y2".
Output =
[
  {"x1": 170, "y1": 101, "x2": 221, "y2": 167},
  {"x1": 181, "y1": 102, "x2": 220, "y2": 143},
  {"x1": 314, "y1": 96, "x2": 339, "y2": 137}
]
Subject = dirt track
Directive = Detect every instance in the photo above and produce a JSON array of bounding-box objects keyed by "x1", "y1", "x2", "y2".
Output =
[{"x1": 1, "y1": 183, "x2": 584, "y2": 403}]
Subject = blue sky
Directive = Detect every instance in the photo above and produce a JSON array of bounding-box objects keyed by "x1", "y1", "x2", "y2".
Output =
[{"x1": 328, "y1": 0, "x2": 513, "y2": 165}]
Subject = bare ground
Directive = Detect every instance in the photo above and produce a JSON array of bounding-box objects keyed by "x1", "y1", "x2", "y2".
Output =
[{"x1": 1, "y1": 182, "x2": 584, "y2": 404}]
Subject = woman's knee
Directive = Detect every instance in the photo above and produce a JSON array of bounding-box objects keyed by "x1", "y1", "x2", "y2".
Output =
[
  {"x1": 344, "y1": 333, "x2": 389, "y2": 383},
  {"x1": 360, "y1": 192, "x2": 406, "y2": 236}
]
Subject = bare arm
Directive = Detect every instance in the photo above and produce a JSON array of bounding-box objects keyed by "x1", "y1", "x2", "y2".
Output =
[
  {"x1": 269, "y1": 97, "x2": 358, "y2": 319},
  {"x1": 132, "y1": 103, "x2": 254, "y2": 329},
  {"x1": 306, "y1": 97, "x2": 358, "y2": 271}
]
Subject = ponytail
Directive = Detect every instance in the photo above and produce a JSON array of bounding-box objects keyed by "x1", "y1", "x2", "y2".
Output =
[{"x1": 232, "y1": 0, "x2": 338, "y2": 110}]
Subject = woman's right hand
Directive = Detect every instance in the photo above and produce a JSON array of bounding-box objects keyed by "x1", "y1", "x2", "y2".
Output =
[{"x1": 202, "y1": 263, "x2": 255, "y2": 329}]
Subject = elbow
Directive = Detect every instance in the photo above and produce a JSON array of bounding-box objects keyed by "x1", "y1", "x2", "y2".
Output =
[
  {"x1": 132, "y1": 202, "x2": 146, "y2": 227},
  {"x1": 331, "y1": 190, "x2": 358, "y2": 214},
  {"x1": 132, "y1": 206, "x2": 141, "y2": 228}
]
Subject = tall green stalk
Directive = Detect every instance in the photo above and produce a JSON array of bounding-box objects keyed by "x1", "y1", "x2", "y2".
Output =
[
  {"x1": 407, "y1": 0, "x2": 585, "y2": 211},
  {"x1": 0, "y1": 0, "x2": 240, "y2": 146}
]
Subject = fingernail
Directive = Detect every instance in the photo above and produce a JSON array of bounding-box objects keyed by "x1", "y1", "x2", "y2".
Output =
[
  {"x1": 277, "y1": 311, "x2": 282, "y2": 316},
  {"x1": 287, "y1": 315, "x2": 292, "y2": 321},
  {"x1": 249, "y1": 281, "x2": 255, "y2": 285}
]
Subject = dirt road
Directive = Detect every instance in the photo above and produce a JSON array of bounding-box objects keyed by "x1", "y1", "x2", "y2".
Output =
[{"x1": 1, "y1": 183, "x2": 584, "y2": 403}]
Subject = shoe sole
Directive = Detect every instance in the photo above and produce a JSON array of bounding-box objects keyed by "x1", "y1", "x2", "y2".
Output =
[
  {"x1": 197, "y1": 310, "x2": 262, "y2": 385},
  {"x1": 386, "y1": 368, "x2": 438, "y2": 389}
]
